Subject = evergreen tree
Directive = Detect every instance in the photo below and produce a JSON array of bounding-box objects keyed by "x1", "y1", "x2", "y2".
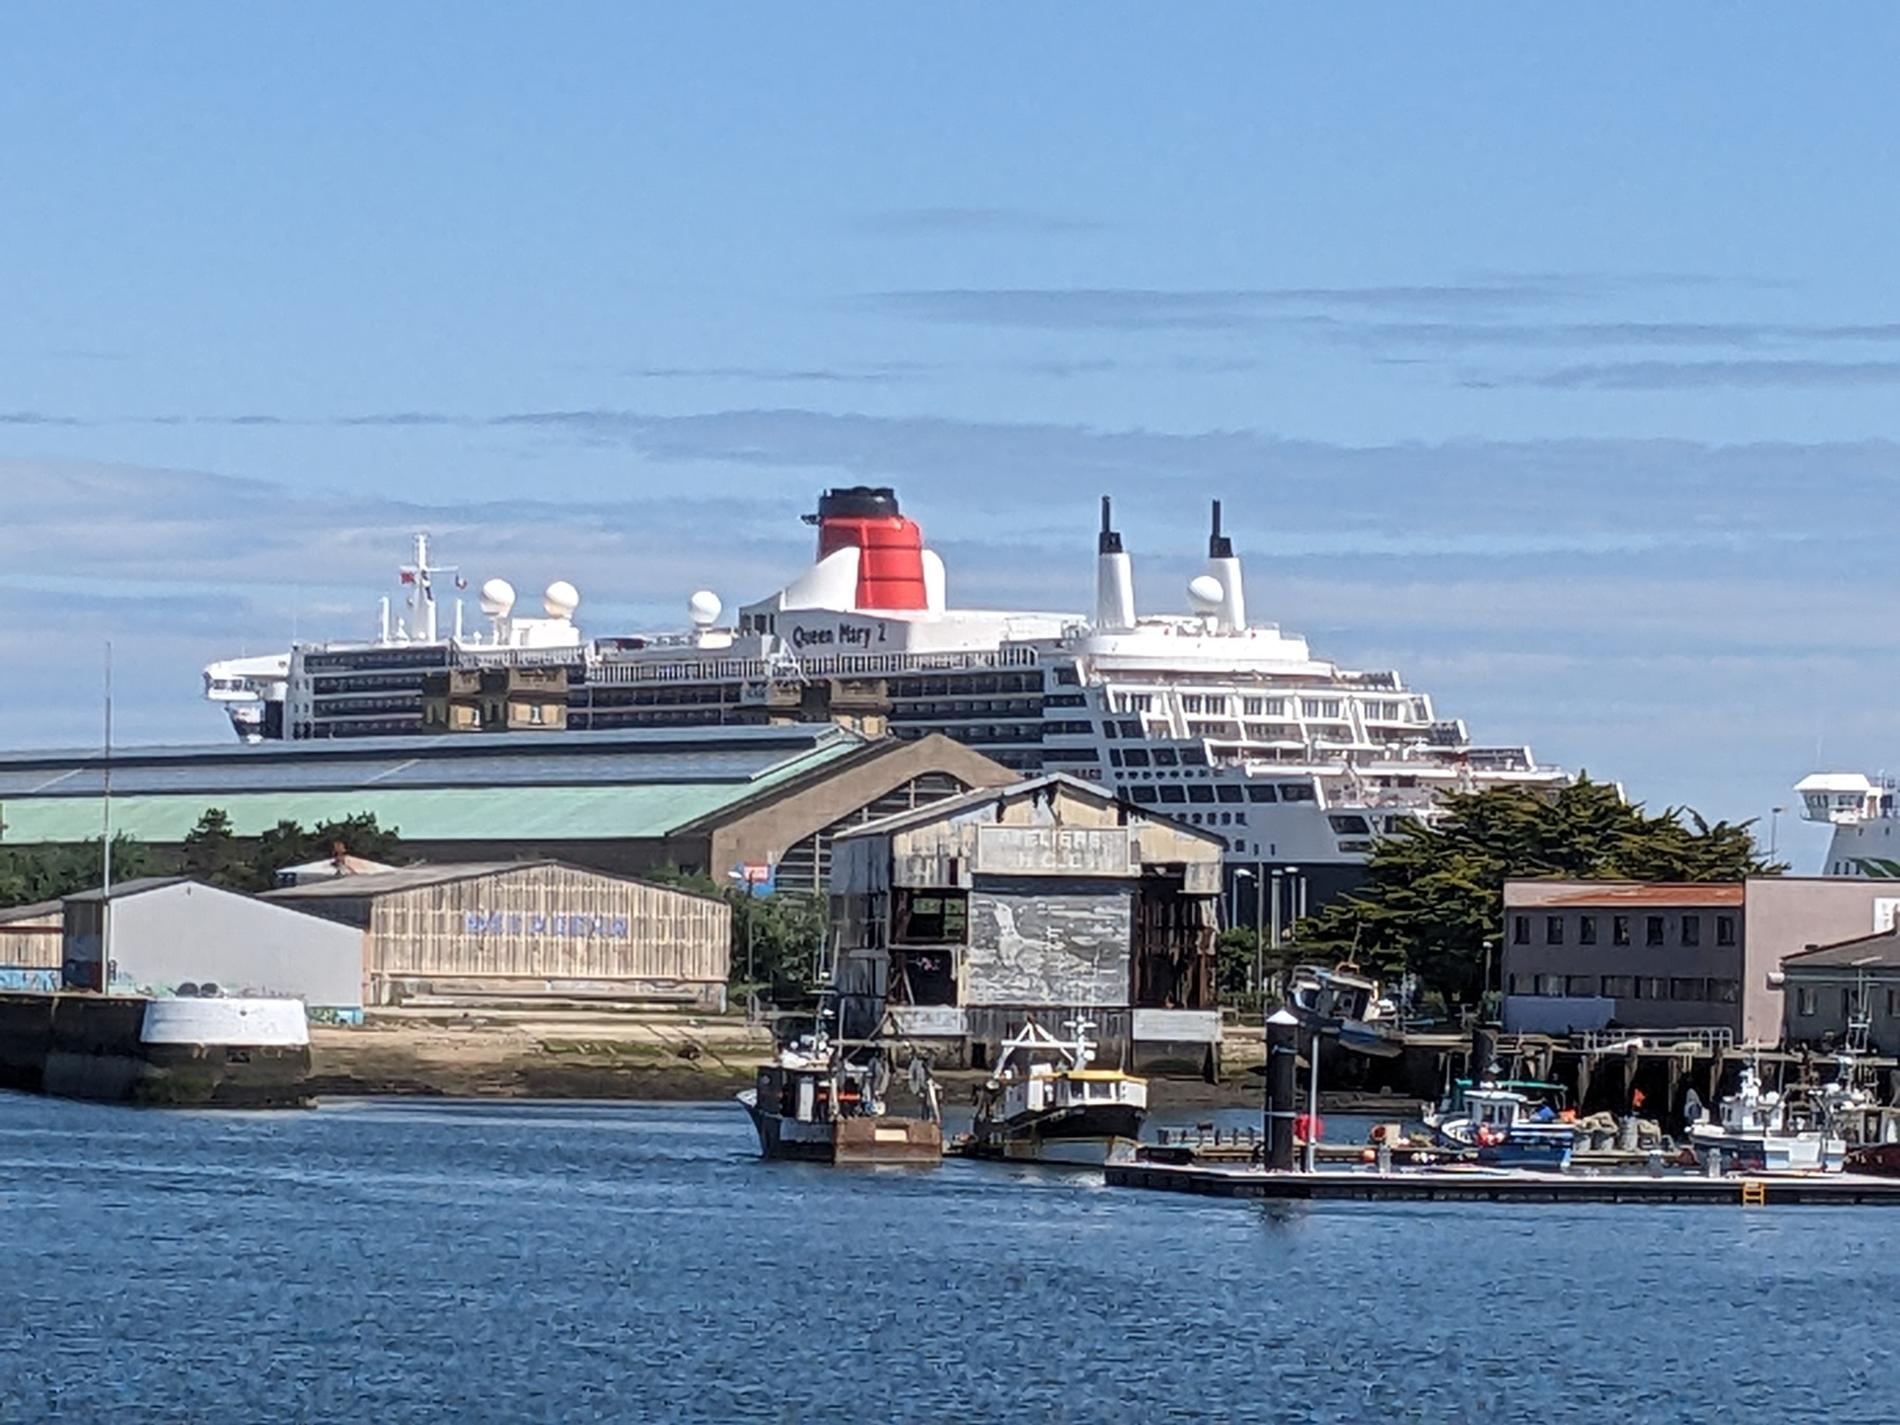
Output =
[
  {"x1": 1293, "y1": 777, "x2": 1778, "y2": 1009},
  {"x1": 180, "y1": 808, "x2": 247, "y2": 888},
  {"x1": 0, "y1": 836, "x2": 155, "y2": 908}
]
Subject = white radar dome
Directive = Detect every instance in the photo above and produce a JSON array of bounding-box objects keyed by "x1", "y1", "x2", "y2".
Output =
[
  {"x1": 478, "y1": 578, "x2": 516, "y2": 617},
  {"x1": 1187, "y1": 574, "x2": 1225, "y2": 613},
  {"x1": 688, "y1": 590, "x2": 723, "y2": 627},
  {"x1": 543, "y1": 580, "x2": 580, "y2": 619}
]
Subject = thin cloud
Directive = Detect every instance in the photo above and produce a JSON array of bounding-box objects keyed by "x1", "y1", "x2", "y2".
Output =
[
  {"x1": 1342, "y1": 320, "x2": 1900, "y2": 353},
  {"x1": 626, "y1": 363, "x2": 924, "y2": 385},
  {"x1": 1504, "y1": 359, "x2": 1900, "y2": 390}
]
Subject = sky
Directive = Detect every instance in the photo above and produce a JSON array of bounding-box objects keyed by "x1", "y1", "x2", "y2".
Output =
[{"x1": 4, "y1": 5, "x2": 1899, "y2": 871}]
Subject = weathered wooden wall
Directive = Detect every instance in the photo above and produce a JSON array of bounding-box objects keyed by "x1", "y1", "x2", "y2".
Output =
[
  {"x1": 367, "y1": 866, "x2": 729, "y2": 985},
  {"x1": 0, "y1": 916, "x2": 64, "y2": 969},
  {"x1": 965, "y1": 886, "x2": 1131, "y2": 1007}
]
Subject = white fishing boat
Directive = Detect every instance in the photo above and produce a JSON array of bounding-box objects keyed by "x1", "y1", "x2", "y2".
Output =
[
  {"x1": 736, "y1": 1027, "x2": 941, "y2": 1165},
  {"x1": 1688, "y1": 1062, "x2": 1843, "y2": 1174},
  {"x1": 967, "y1": 1018, "x2": 1147, "y2": 1166},
  {"x1": 1426, "y1": 1079, "x2": 1576, "y2": 1169},
  {"x1": 1287, "y1": 961, "x2": 1400, "y2": 1055}
]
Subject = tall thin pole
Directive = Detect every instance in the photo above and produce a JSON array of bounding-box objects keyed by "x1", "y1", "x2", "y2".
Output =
[
  {"x1": 100, "y1": 641, "x2": 113, "y2": 995},
  {"x1": 1253, "y1": 861, "x2": 1264, "y2": 1000},
  {"x1": 1303, "y1": 1031, "x2": 1321, "y2": 1173}
]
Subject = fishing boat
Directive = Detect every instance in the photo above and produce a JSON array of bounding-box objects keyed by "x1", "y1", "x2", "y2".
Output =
[
  {"x1": 1286, "y1": 962, "x2": 1401, "y2": 1056},
  {"x1": 1426, "y1": 1079, "x2": 1576, "y2": 1169},
  {"x1": 736, "y1": 1028, "x2": 942, "y2": 1165},
  {"x1": 1687, "y1": 1062, "x2": 1843, "y2": 1174},
  {"x1": 966, "y1": 1018, "x2": 1148, "y2": 1166}
]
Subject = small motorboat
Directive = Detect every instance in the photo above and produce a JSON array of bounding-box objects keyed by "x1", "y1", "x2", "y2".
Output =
[
  {"x1": 1426, "y1": 1079, "x2": 1575, "y2": 1169},
  {"x1": 966, "y1": 1018, "x2": 1147, "y2": 1166}
]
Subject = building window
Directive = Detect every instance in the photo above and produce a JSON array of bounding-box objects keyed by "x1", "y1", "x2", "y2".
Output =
[
  {"x1": 1613, "y1": 915, "x2": 1631, "y2": 947},
  {"x1": 1646, "y1": 916, "x2": 1666, "y2": 947},
  {"x1": 1889, "y1": 988, "x2": 1900, "y2": 1018},
  {"x1": 1566, "y1": 975, "x2": 1595, "y2": 996},
  {"x1": 1797, "y1": 986, "x2": 1817, "y2": 1017},
  {"x1": 1670, "y1": 977, "x2": 1707, "y2": 1001},
  {"x1": 1546, "y1": 916, "x2": 1564, "y2": 946},
  {"x1": 1716, "y1": 915, "x2": 1736, "y2": 947},
  {"x1": 1535, "y1": 974, "x2": 1564, "y2": 997},
  {"x1": 1600, "y1": 975, "x2": 1635, "y2": 998},
  {"x1": 1639, "y1": 976, "x2": 1669, "y2": 1001},
  {"x1": 1681, "y1": 914, "x2": 1700, "y2": 947},
  {"x1": 1710, "y1": 979, "x2": 1739, "y2": 1004},
  {"x1": 1507, "y1": 974, "x2": 1529, "y2": 995},
  {"x1": 892, "y1": 890, "x2": 968, "y2": 945},
  {"x1": 1578, "y1": 916, "x2": 1597, "y2": 946},
  {"x1": 1512, "y1": 915, "x2": 1530, "y2": 946}
]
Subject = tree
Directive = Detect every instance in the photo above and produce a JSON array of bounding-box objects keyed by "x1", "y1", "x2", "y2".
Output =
[
  {"x1": 180, "y1": 808, "x2": 247, "y2": 888},
  {"x1": 1292, "y1": 777, "x2": 1778, "y2": 1009},
  {"x1": 230, "y1": 811, "x2": 404, "y2": 892},
  {"x1": 641, "y1": 865, "x2": 827, "y2": 993},
  {"x1": 0, "y1": 836, "x2": 155, "y2": 909}
]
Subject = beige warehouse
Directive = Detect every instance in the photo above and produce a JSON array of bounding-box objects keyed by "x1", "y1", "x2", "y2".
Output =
[{"x1": 267, "y1": 861, "x2": 730, "y2": 1011}]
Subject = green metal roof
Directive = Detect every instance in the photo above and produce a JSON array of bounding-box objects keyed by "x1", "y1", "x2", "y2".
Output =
[{"x1": 0, "y1": 739, "x2": 861, "y2": 844}]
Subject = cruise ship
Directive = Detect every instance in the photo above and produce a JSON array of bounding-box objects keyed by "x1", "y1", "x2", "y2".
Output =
[
  {"x1": 1797, "y1": 772, "x2": 1900, "y2": 878},
  {"x1": 203, "y1": 487, "x2": 1564, "y2": 898}
]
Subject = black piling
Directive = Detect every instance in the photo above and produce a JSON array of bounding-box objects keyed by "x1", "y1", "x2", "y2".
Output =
[{"x1": 1265, "y1": 1009, "x2": 1298, "y2": 1171}]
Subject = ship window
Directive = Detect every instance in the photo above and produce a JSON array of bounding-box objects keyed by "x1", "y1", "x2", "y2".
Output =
[
  {"x1": 1512, "y1": 915, "x2": 1529, "y2": 946},
  {"x1": 1158, "y1": 785, "x2": 1186, "y2": 804},
  {"x1": 1645, "y1": 916, "x2": 1665, "y2": 947},
  {"x1": 1279, "y1": 784, "x2": 1316, "y2": 802},
  {"x1": 1716, "y1": 915, "x2": 1735, "y2": 946},
  {"x1": 1246, "y1": 785, "x2": 1278, "y2": 803},
  {"x1": 1188, "y1": 786, "x2": 1214, "y2": 804},
  {"x1": 1545, "y1": 916, "x2": 1563, "y2": 946},
  {"x1": 1600, "y1": 975, "x2": 1635, "y2": 998},
  {"x1": 1680, "y1": 914, "x2": 1700, "y2": 947},
  {"x1": 1613, "y1": 915, "x2": 1631, "y2": 946},
  {"x1": 1242, "y1": 697, "x2": 1264, "y2": 716},
  {"x1": 1566, "y1": 975, "x2": 1595, "y2": 996},
  {"x1": 1119, "y1": 720, "x2": 1143, "y2": 738},
  {"x1": 1103, "y1": 722, "x2": 1118, "y2": 739},
  {"x1": 1121, "y1": 748, "x2": 1150, "y2": 768},
  {"x1": 1329, "y1": 815, "x2": 1370, "y2": 835},
  {"x1": 1216, "y1": 784, "x2": 1243, "y2": 803},
  {"x1": 1578, "y1": 916, "x2": 1597, "y2": 946},
  {"x1": 1128, "y1": 786, "x2": 1158, "y2": 804},
  {"x1": 1152, "y1": 749, "x2": 1179, "y2": 767},
  {"x1": 1797, "y1": 986, "x2": 1817, "y2": 1017}
]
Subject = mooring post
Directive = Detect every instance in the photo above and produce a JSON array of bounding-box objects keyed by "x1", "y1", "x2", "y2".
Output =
[
  {"x1": 1265, "y1": 1009, "x2": 1298, "y2": 1172},
  {"x1": 1472, "y1": 1026, "x2": 1498, "y2": 1082}
]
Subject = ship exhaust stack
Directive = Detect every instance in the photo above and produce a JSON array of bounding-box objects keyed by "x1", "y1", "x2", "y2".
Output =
[
  {"x1": 1204, "y1": 499, "x2": 1246, "y2": 633},
  {"x1": 1094, "y1": 495, "x2": 1136, "y2": 633},
  {"x1": 803, "y1": 486, "x2": 930, "y2": 613}
]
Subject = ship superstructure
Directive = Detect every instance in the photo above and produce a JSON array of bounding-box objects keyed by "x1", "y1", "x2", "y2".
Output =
[
  {"x1": 203, "y1": 487, "x2": 1563, "y2": 885},
  {"x1": 1797, "y1": 773, "x2": 1900, "y2": 878}
]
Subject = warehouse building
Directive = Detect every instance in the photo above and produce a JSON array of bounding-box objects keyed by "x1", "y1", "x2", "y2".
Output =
[
  {"x1": 0, "y1": 725, "x2": 1014, "y2": 894},
  {"x1": 830, "y1": 773, "x2": 1225, "y2": 1076},
  {"x1": 63, "y1": 878, "x2": 364, "y2": 1014},
  {"x1": 1777, "y1": 928, "x2": 1900, "y2": 1053},
  {"x1": 1501, "y1": 876, "x2": 1900, "y2": 1046},
  {"x1": 266, "y1": 861, "x2": 730, "y2": 1010}
]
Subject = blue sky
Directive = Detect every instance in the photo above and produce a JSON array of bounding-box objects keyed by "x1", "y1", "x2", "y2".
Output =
[{"x1": 5, "y1": 6, "x2": 1899, "y2": 869}]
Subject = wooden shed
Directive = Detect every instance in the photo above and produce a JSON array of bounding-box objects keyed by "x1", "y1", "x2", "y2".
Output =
[
  {"x1": 0, "y1": 900, "x2": 64, "y2": 991},
  {"x1": 265, "y1": 861, "x2": 730, "y2": 1010}
]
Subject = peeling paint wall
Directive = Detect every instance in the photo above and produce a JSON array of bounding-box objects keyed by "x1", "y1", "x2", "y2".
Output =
[{"x1": 965, "y1": 886, "x2": 1130, "y2": 1007}]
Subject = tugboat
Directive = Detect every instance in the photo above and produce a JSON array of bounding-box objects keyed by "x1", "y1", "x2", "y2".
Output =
[
  {"x1": 1687, "y1": 1061, "x2": 1842, "y2": 1174},
  {"x1": 736, "y1": 1025, "x2": 942, "y2": 1165},
  {"x1": 1426, "y1": 1078, "x2": 1576, "y2": 1169},
  {"x1": 966, "y1": 1018, "x2": 1148, "y2": 1166}
]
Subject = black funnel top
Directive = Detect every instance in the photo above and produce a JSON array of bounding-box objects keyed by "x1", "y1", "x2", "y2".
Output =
[
  {"x1": 806, "y1": 486, "x2": 902, "y2": 524},
  {"x1": 1098, "y1": 494, "x2": 1124, "y2": 554},
  {"x1": 1208, "y1": 498, "x2": 1233, "y2": 558}
]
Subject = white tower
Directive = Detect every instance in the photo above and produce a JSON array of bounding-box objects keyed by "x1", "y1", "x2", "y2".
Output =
[
  {"x1": 1203, "y1": 499, "x2": 1246, "y2": 634},
  {"x1": 1094, "y1": 496, "x2": 1136, "y2": 632}
]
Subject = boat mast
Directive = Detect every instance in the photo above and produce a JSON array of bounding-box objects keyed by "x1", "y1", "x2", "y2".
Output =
[{"x1": 100, "y1": 641, "x2": 113, "y2": 996}]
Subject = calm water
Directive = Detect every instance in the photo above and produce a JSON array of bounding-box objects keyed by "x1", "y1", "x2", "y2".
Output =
[{"x1": 0, "y1": 1095, "x2": 1893, "y2": 1423}]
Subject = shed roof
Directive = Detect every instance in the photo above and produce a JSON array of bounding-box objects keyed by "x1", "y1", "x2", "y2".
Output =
[
  {"x1": 264, "y1": 859, "x2": 727, "y2": 906},
  {"x1": 63, "y1": 876, "x2": 194, "y2": 904},
  {"x1": 1781, "y1": 927, "x2": 1900, "y2": 970},
  {"x1": 0, "y1": 737, "x2": 865, "y2": 845},
  {"x1": 834, "y1": 771, "x2": 1225, "y2": 846},
  {"x1": 0, "y1": 899, "x2": 62, "y2": 925},
  {"x1": 1518, "y1": 883, "x2": 1745, "y2": 908}
]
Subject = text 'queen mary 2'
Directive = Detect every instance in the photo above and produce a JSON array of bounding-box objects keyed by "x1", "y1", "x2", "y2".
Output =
[{"x1": 203, "y1": 488, "x2": 1564, "y2": 908}]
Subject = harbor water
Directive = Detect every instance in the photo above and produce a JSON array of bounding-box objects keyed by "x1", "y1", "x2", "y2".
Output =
[{"x1": 1, "y1": 1095, "x2": 1894, "y2": 1422}]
